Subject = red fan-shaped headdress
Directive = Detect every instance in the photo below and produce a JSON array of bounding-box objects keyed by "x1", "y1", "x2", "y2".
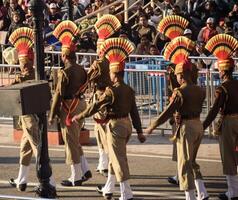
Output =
[
  {"x1": 157, "y1": 15, "x2": 189, "y2": 40},
  {"x1": 53, "y1": 20, "x2": 79, "y2": 55},
  {"x1": 9, "y1": 27, "x2": 34, "y2": 64},
  {"x1": 94, "y1": 14, "x2": 121, "y2": 54},
  {"x1": 163, "y1": 36, "x2": 195, "y2": 74},
  {"x1": 205, "y1": 34, "x2": 238, "y2": 70},
  {"x1": 100, "y1": 38, "x2": 135, "y2": 72}
]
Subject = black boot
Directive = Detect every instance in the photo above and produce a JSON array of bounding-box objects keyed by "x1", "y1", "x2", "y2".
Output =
[
  {"x1": 9, "y1": 178, "x2": 27, "y2": 192},
  {"x1": 61, "y1": 179, "x2": 82, "y2": 186},
  {"x1": 35, "y1": 183, "x2": 57, "y2": 198},
  {"x1": 81, "y1": 170, "x2": 92, "y2": 182}
]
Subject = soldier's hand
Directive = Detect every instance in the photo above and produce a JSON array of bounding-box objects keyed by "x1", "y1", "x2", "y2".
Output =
[
  {"x1": 71, "y1": 114, "x2": 82, "y2": 123},
  {"x1": 137, "y1": 133, "x2": 146, "y2": 143},
  {"x1": 48, "y1": 118, "x2": 53, "y2": 125},
  {"x1": 145, "y1": 127, "x2": 153, "y2": 135}
]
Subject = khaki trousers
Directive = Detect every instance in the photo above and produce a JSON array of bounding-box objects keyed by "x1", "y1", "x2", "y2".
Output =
[
  {"x1": 177, "y1": 119, "x2": 203, "y2": 191},
  {"x1": 171, "y1": 123, "x2": 177, "y2": 162},
  {"x1": 60, "y1": 99, "x2": 86, "y2": 165},
  {"x1": 219, "y1": 115, "x2": 238, "y2": 175},
  {"x1": 106, "y1": 118, "x2": 132, "y2": 182},
  {"x1": 94, "y1": 123, "x2": 108, "y2": 152},
  {"x1": 19, "y1": 115, "x2": 39, "y2": 166}
]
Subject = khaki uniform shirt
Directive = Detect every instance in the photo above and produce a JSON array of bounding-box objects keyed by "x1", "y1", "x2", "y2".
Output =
[{"x1": 79, "y1": 80, "x2": 143, "y2": 134}]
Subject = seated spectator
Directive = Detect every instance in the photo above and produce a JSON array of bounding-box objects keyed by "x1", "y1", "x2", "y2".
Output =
[
  {"x1": 92, "y1": 0, "x2": 109, "y2": 16},
  {"x1": 197, "y1": 17, "x2": 218, "y2": 44},
  {"x1": 145, "y1": 5, "x2": 162, "y2": 27},
  {"x1": 135, "y1": 14, "x2": 157, "y2": 43},
  {"x1": 183, "y1": 28, "x2": 192, "y2": 39},
  {"x1": 149, "y1": 44, "x2": 160, "y2": 55},
  {"x1": 228, "y1": 3, "x2": 238, "y2": 24},
  {"x1": 72, "y1": 0, "x2": 85, "y2": 20},
  {"x1": 79, "y1": 4, "x2": 97, "y2": 31},
  {"x1": 135, "y1": 34, "x2": 152, "y2": 55},
  {"x1": 0, "y1": 0, "x2": 10, "y2": 30},
  {"x1": 48, "y1": 3, "x2": 61, "y2": 25},
  {"x1": 8, "y1": 0, "x2": 26, "y2": 23},
  {"x1": 6, "y1": 11, "x2": 25, "y2": 44}
]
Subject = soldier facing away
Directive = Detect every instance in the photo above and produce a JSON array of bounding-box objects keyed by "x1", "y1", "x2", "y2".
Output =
[
  {"x1": 72, "y1": 37, "x2": 146, "y2": 200},
  {"x1": 203, "y1": 34, "x2": 238, "y2": 200},
  {"x1": 48, "y1": 20, "x2": 92, "y2": 187}
]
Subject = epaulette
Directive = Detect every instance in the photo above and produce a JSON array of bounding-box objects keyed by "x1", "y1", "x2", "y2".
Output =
[
  {"x1": 104, "y1": 86, "x2": 114, "y2": 104},
  {"x1": 173, "y1": 88, "x2": 183, "y2": 106},
  {"x1": 58, "y1": 68, "x2": 69, "y2": 84}
]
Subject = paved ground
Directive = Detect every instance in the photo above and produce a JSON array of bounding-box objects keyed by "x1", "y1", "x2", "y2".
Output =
[{"x1": 0, "y1": 123, "x2": 228, "y2": 200}]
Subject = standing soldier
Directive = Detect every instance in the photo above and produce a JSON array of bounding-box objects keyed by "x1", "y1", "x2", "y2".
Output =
[
  {"x1": 48, "y1": 20, "x2": 91, "y2": 186},
  {"x1": 87, "y1": 14, "x2": 121, "y2": 176},
  {"x1": 7, "y1": 27, "x2": 56, "y2": 196},
  {"x1": 72, "y1": 38, "x2": 146, "y2": 200},
  {"x1": 203, "y1": 34, "x2": 238, "y2": 200},
  {"x1": 146, "y1": 36, "x2": 209, "y2": 200}
]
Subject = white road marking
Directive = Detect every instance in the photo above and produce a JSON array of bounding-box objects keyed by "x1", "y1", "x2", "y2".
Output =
[{"x1": 0, "y1": 144, "x2": 221, "y2": 163}]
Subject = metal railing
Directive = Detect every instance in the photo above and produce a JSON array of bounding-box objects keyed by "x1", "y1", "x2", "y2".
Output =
[{"x1": 1, "y1": 51, "x2": 238, "y2": 136}]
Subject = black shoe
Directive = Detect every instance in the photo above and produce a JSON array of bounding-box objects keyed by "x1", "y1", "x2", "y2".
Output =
[
  {"x1": 61, "y1": 179, "x2": 82, "y2": 187},
  {"x1": 96, "y1": 186, "x2": 113, "y2": 199},
  {"x1": 9, "y1": 178, "x2": 27, "y2": 191},
  {"x1": 35, "y1": 183, "x2": 57, "y2": 198},
  {"x1": 231, "y1": 197, "x2": 238, "y2": 200},
  {"x1": 100, "y1": 169, "x2": 108, "y2": 177},
  {"x1": 202, "y1": 197, "x2": 209, "y2": 200},
  {"x1": 167, "y1": 176, "x2": 179, "y2": 185},
  {"x1": 218, "y1": 193, "x2": 228, "y2": 200},
  {"x1": 81, "y1": 170, "x2": 92, "y2": 182}
]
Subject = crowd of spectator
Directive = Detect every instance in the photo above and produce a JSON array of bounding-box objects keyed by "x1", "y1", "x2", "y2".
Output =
[{"x1": 1, "y1": 0, "x2": 238, "y2": 66}]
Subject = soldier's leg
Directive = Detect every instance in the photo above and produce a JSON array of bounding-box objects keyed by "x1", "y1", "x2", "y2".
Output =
[
  {"x1": 96, "y1": 123, "x2": 109, "y2": 174},
  {"x1": 108, "y1": 119, "x2": 133, "y2": 200},
  {"x1": 20, "y1": 115, "x2": 56, "y2": 187},
  {"x1": 218, "y1": 117, "x2": 238, "y2": 198},
  {"x1": 177, "y1": 123, "x2": 196, "y2": 200},
  {"x1": 191, "y1": 122, "x2": 208, "y2": 200}
]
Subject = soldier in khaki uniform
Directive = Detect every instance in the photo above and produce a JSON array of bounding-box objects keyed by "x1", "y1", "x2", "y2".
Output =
[
  {"x1": 203, "y1": 34, "x2": 238, "y2": 200},
  {"x1": 87, "y1": 14, "x2": 121, "y2": 176},
  {"x1": 146, "y1": 36, "x2": 209, "y2": 200},
  {"x1": 167, "y1": 63, "x2": 199, "y2": 185},
  {"x1": 72, "y1": 38, "x2": 146, "y2": 200},
  {"x1": 6, "y1": 27, "x2": 56, "y2": 194},
  {"x1": 48, "y1": 20, "x2": 91, "y2": 186}
]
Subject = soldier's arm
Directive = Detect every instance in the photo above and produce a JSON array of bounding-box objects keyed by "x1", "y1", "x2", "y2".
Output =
[
  {"x1": 130, "y1": 92, "x2": 143, "y2": 134},
  {"x1": 72, "y1": 87, "x2": 113, "y2": 121},
  {"x1": 48, "y1": 69, "x2": 68, "y2": 121},
  {"x1": 203, "y1": 87, "x2": 226, "y2": 130},
  {"x1": 147, "y1": 90, "x2": 182, "y2": 133}
]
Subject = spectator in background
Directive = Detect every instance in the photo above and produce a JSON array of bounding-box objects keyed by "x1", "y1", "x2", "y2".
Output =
[
  {"x1": 6, "y1": 11, "x2": 25, "y2": 44},
  {"x1": 0, "y1": 0, "x2": 10, "y2": 30},
  {"x1": 92, "y1": 0, "x2": 109, "y2": 16},
  {"x1": 8, "y1": 0, "x2": 26, "y2": 23},
  {"x1": 183, "y1": 28, "x2": 192, "y2": 39},
  {"x1": 196, "y1": 0, "x2": 220, "y2": 25},
  {"x1": 135, "y1": 14, "x2": 157, "y2": 43},
  {"x1": 228, "y1": 3, "x2": 238, "y2": 24},
  {"x1": 145, "y1": 5, "x2": 161, "y2": 27},
  {"x1": 197, "y1": 17, "x2": 218, "y2": 44},
  {"x1": 135, "y1": 34, "x2": 152, "y2": 55},
  {"x1": 72, "y1": 0, "x2": 85, "y2": 20},
  {"x1": 48, "y1": 3, "x2": 62, "y2": 28},
  {"x1": 149, "y1": 44, "x2": 160, "y2": 55}
]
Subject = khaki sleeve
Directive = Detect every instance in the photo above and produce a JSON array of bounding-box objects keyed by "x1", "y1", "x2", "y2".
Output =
[
  {"x1": 80, "y1": 87, "x2": 113, "y2": 119},
  {"x1": 48, "y1": 69, "x2": 68, "y2": 120},
  {"x1": 149, "y1": 89, "x2": 182, "y2": 130},
  {"x1": 203, "y1": 86, "x2": 226, "y2": 130}
]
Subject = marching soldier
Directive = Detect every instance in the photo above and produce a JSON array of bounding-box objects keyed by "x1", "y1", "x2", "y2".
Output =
[
  {"x1": 72, "y1": 37, "x2": 146, "y2": 200},
  {"x1": 48, "y1": 20, "x2": 91, "y2": 186},
  {"x1": 87, "y1": 14, "x2": 121, "y2": 176},
  {"x1": 6, "y1": 27, "x2": 56, "y2": 197},
  {"x1": 203, "y1": 34, "x2": 238, "y2": 200},
  {"x1": 167, "y1": 62, "x2": 199, "y2": 186},
  {"x1": 146, "y1": 36, "x2": 209, "y2": 200}
]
